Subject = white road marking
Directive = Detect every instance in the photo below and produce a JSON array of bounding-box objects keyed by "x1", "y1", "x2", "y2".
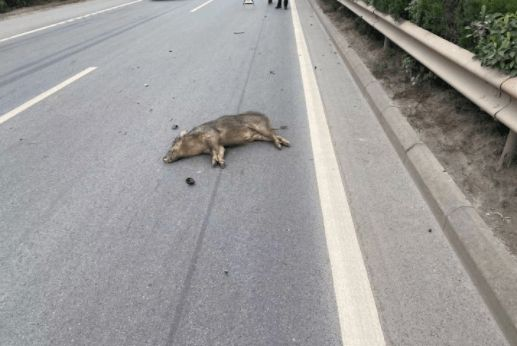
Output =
[
  {"x1": 190, "y1": 0, "x2": 215, "y2": 13},
  {"x1": 0, "y1": 0, "x2": 143, "y2": 44},
  {"x1": 0, "y1": 67, "x2": 97, "y2": 126},
  {"x1": 290, "y1": 0, "x2": 386, "y2": 345}
]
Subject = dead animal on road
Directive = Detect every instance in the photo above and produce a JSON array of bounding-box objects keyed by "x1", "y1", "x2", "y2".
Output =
[{"x1": 163, "y1": 111, "x2": 290, "y2": 168}]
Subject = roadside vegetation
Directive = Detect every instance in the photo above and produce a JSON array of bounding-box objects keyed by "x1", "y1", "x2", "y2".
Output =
[
  {"x1": 368, "y1": 0, "x2": 517, "y2": 76},
  {"x1": 0, "y1": 0, "x2": 73, "y2": 13}
]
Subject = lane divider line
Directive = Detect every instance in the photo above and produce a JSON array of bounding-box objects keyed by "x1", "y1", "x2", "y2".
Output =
[
  {"x1": 190, "y1": 0, "x2": 215, "y2": 13},
  {"x1": 290, "y1": 0, "x2": 386, "y2": 344},
  {"x1": 0, "y1": 67, "x2": 97, "y2": 126},
  {"x1": 0, "y1": 0, "x2": 143, "y2": 44}
]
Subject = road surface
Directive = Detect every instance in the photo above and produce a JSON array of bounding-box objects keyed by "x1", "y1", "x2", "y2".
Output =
[{"x1": 0, "y1": 0, "x2": 509, "y2": 345}]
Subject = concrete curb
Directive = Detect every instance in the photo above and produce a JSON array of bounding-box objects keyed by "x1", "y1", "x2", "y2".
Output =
[{"x1": 308, "y1": 0, "x2": 517, "y2": 343}]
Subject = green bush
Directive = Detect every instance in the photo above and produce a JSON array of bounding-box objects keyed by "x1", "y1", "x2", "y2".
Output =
[
  {"x1": 402, "y1": 54, "x2": 436, "y2": 84},
  {"x1": 0, "y1": 0, "x2": 8, "y2": 12},
  {"x1": 368, "y1": 0, "x2": 411, "y2": 18},
  {"x1": 456, "y1": 0, "x2": 517, "y2": 46},
  {"x1": 366, "y1": 0, "x2": 464, "y2": 42},
  {"x1": 466, "y1": 8, "x2": 517, "y2": 76},
  {"x1": 5, "y1": 0, "x2": 32, "y2": 6},
  {"x1": 406, "y1": 0, "x2": 448, "y2": 39},
  {"x1": 1, "y1": 0, "x2": 65, "y2": 12},
  {"x1": 365, "y1": 0, "x2": 517, "y2": 44},
  {"x1": 364, "y1": 0, "x2": 517, "y2": 75},
  {"x1": 1, "y1": 0, "x2": 32, "y2": 11}
]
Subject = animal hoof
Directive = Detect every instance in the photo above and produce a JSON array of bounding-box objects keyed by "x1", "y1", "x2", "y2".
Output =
[{"x1": 219, "y1": 162, "x2": 226, "y2": 169}]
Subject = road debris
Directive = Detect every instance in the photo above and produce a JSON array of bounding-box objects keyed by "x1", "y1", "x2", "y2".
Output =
[
  {"x1": 172, "y1": 124, "x2": 179, "y2": 130},
  {"x1": 144, "y1": 84, "x2": 149, "y2": 87},
  {"x1": 486, "y1": 211, "x2": 512, "y2": 223},
  {"x1": 185, "y1": 177, "x2": 195, "y2": 185},
  {"x1": 279, "y1": 125, "x2": 288, "y2": 130},
  {"x1": 233, "y1": 32, "x2": 245, "y2": 34}
]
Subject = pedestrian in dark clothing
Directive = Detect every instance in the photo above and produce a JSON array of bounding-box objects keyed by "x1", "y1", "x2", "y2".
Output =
[
  {"x1": 268, "y1": 0, "x2": 287, "y2": 9},
  {"x1": 276, "y1": 0, "x2": 287, "y2": 9}
]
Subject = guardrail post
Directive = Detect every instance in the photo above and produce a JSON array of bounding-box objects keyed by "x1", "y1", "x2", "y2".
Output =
[
  {"x1": 497, "y1": 130, "x2": 517, "y2": 170},
  {"x1": 383, "y1": 36, "x2": 390, "y2": 50}
]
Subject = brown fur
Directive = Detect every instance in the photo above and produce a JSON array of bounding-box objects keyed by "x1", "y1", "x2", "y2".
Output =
[{"x1": 163, "y1": 111, "x2": 290, "y2": 168}]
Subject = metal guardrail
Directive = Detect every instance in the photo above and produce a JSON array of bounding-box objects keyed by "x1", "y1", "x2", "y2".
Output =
[{"x1": 336, "y1": 0, "x2": 517, "y2": 168}]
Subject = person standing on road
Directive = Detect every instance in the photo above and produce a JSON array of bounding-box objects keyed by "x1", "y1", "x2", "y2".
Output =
[{"x1": 268, "y1": 0, "x2": 288, "y2": 10}]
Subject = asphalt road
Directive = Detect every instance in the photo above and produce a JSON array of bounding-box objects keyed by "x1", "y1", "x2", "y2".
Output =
[{"x1": 0, "y1": 0, "x2": 510, "y2": 345}]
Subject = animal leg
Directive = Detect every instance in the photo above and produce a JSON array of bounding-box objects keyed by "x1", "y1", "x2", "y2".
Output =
[
  {"x1": 209, "y1": 144, "x2": 225, "y2": 168},
  {"x1": 248, "y1": 132, "x2": 278, "y2": 148},
  {"x1": 217, "y1": 146, "x2": 225, "y2": 168},
  {"x1": 206, "y1": 138, "x2": 223, "y2": 168},
  {"x1": 251, "y1": 127, "x2": 288, "y2": 150},
  {"x1": 275, "y1": 135, "x2": 290, "y2": 147},
  {"x1": 210, "y1": 148, "x2": 219, "y2": 167}
]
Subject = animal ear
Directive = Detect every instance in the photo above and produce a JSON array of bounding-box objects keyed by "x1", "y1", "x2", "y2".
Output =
[{"x1": 180, "y1": 130, "x2": 187, "y2": 137}]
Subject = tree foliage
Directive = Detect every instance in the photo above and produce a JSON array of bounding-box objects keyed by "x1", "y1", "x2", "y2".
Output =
[
  {"x1": 366, "y1": 0, "x2": 517, "y2": 75},
  {"x1": 466, "y1": 8, "x2": 517, "y2": 75}
]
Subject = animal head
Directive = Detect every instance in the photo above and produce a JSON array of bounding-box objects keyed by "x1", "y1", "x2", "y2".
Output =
[{"x1": 162, "y1": 130, "x2": 188, "y2": 164}]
